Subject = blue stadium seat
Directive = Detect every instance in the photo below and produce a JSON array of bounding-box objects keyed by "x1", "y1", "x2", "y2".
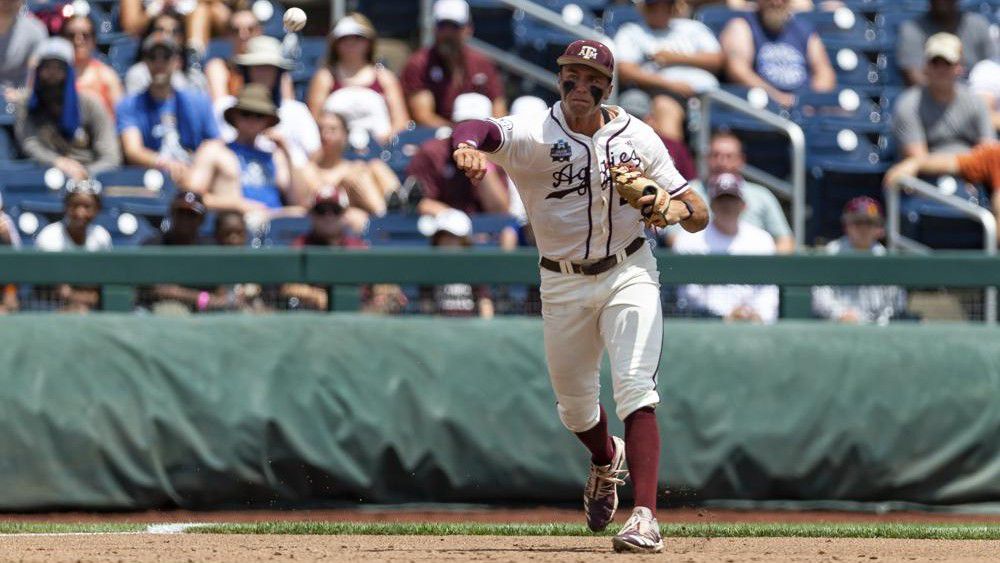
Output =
[
  {"x1": 794, "y1": 89, "x2": 884, "y2": 129},
  {"x1": 470, "y1": 213, "x2": 518, "y2": 246},
  {"x1": 0, "y1": 128, "x2": 16, "y2": 161},
  {"x1": 94, "y1": 211, "x2": 157, "y2": 247},
  {"x1": 900, "y1": 178, "x2": 992, "y2": 249},
  {"x1": 806, "y1": 158, "x2": 889, "y2": 243},
  {"x1": 367, "y1": 213, "x2": 425, "y2": 246},
  {"x1": 95, "y1": 167, "x2": 176, "y2": 202},
  {"x1": 0, "y1": 97, "x2": 17, "y2": 127},
  {"x1": 108, "y1": 36, "x2": 139, "y2": 76},
  {"x1": 694, "y1": 5, "x2": 744, "y2": 36},
  {"x1": 385, "y1": 126, "x2": 440, "y2": 179},
  {"x1": 827, "y1": 46, "x2": 881, "y2": 87},
  {"x1": 205, "y1": 38, "x2": 233, "y2": 63},
  {"x1": 468, "y1": 2, "x2": 516, "y2": 50},
  {"x1": 264, "y1": 216, "x2": 310, "y2": 246},
  {"x1": 116, "y1": 201, "x2": 169, "y2": 232},
  {"x1": 513, "y1": 9, "x2": 600, "y2": 71},
  {"x1": 289, "y1": 37, "x2": 328, "y2": 83},
  {"x1": 357, "y1": 0, "x2": 421, "y2": 39},
  {"x1": 601, "y1": 3, "x2": 642, "y2": 37},
  {"x1": 258, "y1": 0, "x2": 287, "y2": 38},
  {"x1": 15, "y1": 198, "x2": 64, "y2": 223},
  {"x1": 0, "y1": 165, "x2": 63, "y2": 194}
]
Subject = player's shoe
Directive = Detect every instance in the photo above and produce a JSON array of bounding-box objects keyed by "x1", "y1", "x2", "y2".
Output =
[
  {"x1": 612, "y1": 507, "x2": 664, "y2": 553},
  {"x1": 583, "y1": 435, "x2": 627, "y2": 532}
]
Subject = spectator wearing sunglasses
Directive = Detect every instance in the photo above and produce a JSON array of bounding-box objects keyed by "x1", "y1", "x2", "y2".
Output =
[
  {"x1": 34, "y1": 183, "x2": 110, "y2": 312},
  {"x1": 124, "y1": 11, "x2": 208, "y2": 96},
  {"x1": 116, "y1": 35, "x2": 219, "y2": 189},
  {"x1": 401, "y1": 0, "x2": 505, "y2": 127},
  {"x1": 15, "y1": 38, "x2": 121, "y2": 181},
  {"x1": 61, "y1": 15, "x2": 124, "y2": 120},
  {"x1": 187, "y1": 83, "x2": 309, "y2": 216}
]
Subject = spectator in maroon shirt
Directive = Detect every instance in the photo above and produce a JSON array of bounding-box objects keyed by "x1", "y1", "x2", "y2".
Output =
[
  {"x1": 407, "y1": 93, "x2": 510, "y2": 217},
  {"x1": 401, "y1": 0, "x2": 507, "y2": 127}
]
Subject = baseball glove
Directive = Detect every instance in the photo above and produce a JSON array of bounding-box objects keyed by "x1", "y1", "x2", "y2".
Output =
[{"x1": 610, "y1": 165, "x2": 671, "y2": 228}]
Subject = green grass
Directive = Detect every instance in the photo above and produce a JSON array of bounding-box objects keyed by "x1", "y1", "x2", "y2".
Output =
[
  {"x1": 189, "y1": 521, "x2": 1000, "y2": 540},
  {"x1": 0, "y1": 522, "x2": 145, "y2": 534}
]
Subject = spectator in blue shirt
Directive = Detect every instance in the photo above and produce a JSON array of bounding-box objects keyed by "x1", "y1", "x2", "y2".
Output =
[
  {"x1": 719, "y1": 0, "x2": 835, "y2": 107},
  {"x1": 116, "y1": 35, "x2": 219, "y2": 189}
]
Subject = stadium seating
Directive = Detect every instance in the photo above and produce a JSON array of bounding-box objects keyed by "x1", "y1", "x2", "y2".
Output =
[
  {"x1": 264, "y1": 216, "x2": 310, "y2": 246},
  {"x1": 900, "y1": 182, "x2": 994, "y2": 250}
]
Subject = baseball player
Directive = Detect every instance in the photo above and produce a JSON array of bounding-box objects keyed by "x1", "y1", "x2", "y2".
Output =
[{"x1": 451, "y1": 40, "x2": 707, "y2": 553}]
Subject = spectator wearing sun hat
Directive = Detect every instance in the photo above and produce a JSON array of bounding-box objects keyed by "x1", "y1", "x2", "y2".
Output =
[
  {"x1": 812, "y1": 197, "x2": 909, "y2": 325},
  {"x1": 401, "y1": 0, "x2": 506, "y2": 127},
  {"x1": 187, "y1": 83, "x2": 309, "y2": 216},
  {"x1": 214, "y1": 35, "x2": 321, "y2": 167},
  {"x1": 307, "y1": 12, "x2": 410, "y2": 144}
]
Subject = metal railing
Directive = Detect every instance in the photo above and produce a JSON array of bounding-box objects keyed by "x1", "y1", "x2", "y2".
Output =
[
  {"x1": 419, "y1": 0, "x2": 618, "y2": 101},
  {"x1": 696, "y1": 89, "x2": 807, "y2": 249},
  {"x1": 886, "y1": 174, "x2": 998, "y2": 324}
]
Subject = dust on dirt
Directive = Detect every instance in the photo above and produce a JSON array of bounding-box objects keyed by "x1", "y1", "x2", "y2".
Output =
[{"x1": 3, "y1": 534, "x2": 999, "y2": 562}]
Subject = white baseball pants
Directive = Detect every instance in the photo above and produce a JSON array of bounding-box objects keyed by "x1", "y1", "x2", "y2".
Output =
[{"x1": 540, "y1": 242, "x2": 663, "y2": 432}]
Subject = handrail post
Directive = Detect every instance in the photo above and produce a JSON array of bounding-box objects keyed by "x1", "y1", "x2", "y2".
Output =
[
  {"x1": 331, "y1": 0, "x2": 345, "y2": 27},
  {"x1": 890, "y1": 175, "x2": 998, "y2": 324},
  {"x1": 886, "y1": 178, "x2": 900, "y2": 252},
  {"x1": 420, "y1": 0, "x2": 434, "y2": 48},
  {"x1": 696, "y1": 95, "x2": 711, "y2": 181}
]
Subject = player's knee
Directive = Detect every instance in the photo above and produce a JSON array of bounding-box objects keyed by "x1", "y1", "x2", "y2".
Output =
[
  {"x1": 614, "y1": 388, "x2": 660, "y2": 422},
  {"x1": 557, "y1": 401, "x2": 600, "y2": 433}
]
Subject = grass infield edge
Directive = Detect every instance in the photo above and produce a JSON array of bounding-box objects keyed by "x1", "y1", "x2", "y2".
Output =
[
  {"x1": 187, "y1": 521, "x2": 1000, "y2": 540},
  {"x1": 0, "y1": 522, "x2": 145, "y2": 534}
]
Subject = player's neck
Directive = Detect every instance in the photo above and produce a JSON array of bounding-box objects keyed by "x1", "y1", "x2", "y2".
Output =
[{"x1": 561, "y1": 102, "x2": 605, "y2": 137}]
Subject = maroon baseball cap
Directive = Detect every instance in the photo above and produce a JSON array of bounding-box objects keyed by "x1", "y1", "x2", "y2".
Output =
[
  {"x1": 707, "y1": 173, "x2": 744, "y2": 201},
  {"x1": 842, "y1": 196, "x2": 883, "y2": 223},
  {"x1": 557, "y1": 40, "x2": 614, "y2": 79}
]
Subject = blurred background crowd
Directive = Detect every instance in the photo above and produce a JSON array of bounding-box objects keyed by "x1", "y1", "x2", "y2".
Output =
[{"x1": 0, "y1": 0, "x2": 997, "y2": 320}]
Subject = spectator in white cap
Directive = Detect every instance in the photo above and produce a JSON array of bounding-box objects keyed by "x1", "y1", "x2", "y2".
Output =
[
  {"x1": 896, "y1": 0, "x2": 998, "y2": 87},
  {"x1": 419, "y1": 208, "x2": 495, "y2": 318},
  {"x1": 969, "y1": 58, "x2": 1000, "y2": 133},
  {"x1": 672, "y1": 173, "x2": 778, "y2": 323},
  {"x1": 16, "y1": 38, "x2": 121, "y2": 181},
  {"x1": 406, "y1": 92, "x2": 510, "y2": 218},
  {"x1": 402, "y1": 0, "x2": 506, "y2": 127},
  {"x1": 214, "y1": 35, "x2": 321, "y2": 166},
  {"x1": 893, "y1": 33, "x2": 995, "y2": 160},
  {"x1": 307, "y1": 12, "x2": 410, "y2": 143}
]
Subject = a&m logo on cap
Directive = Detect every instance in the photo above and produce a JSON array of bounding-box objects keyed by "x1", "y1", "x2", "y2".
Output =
[{"x1": 578, "y1": 45, "x2": 598, "y2": 60}]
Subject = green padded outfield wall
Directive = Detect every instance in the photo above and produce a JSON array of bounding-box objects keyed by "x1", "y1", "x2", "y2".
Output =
[{"x1": 1, "y1": 314, "x2": 999, "y2": 510}]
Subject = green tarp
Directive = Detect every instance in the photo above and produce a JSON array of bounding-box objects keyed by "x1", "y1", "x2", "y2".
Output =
[{"x1": 0, "y1": 315, "x2": 998, "y2": 510}]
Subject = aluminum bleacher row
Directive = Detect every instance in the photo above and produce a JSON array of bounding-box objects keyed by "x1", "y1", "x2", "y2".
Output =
[{"x1": 9, "y1": 0, "x2": 1000, "y2": 249}]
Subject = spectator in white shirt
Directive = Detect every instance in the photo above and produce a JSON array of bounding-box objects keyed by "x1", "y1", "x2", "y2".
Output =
[
  {"x1": 812, "y1": 197, "x2": 908, "y2": 324},
  {"x1": 969, "y1": 59, "x2": 1000, "y2": 132},
  {"x1": 613, "y1": 0, "x2": 723, "y2": 140},
  {"x1": 34, "y1": 184, "x2": 112, "y2": 312},
  {"x1": 672, "y1": 173, "x2": 779, "y2": 323}
]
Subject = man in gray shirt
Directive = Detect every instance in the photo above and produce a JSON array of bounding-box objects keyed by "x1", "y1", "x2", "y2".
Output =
[
  {"x1": 896, "y1": 0, "x2": 998, "y2": 86},
  {"x1": 0, "y1": 0, "x2": 47, "y2": 94},
  {"x1": 14, "y1": 38, "x2": 121, "y2": 180},
  {"x1": 892, "y1": 33, "x2": 995, "y2": 158},
  {"x1": 665, "y1": 131, "x2": 795, "y2": 253}
]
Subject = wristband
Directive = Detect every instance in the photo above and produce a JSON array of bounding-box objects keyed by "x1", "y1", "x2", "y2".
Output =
[
  {"x1": 197, "y1": 291, "x2": 210, "y2": 311},
  {"x1": 681, "y1": 200, "x2": 695, "y2": 221}
]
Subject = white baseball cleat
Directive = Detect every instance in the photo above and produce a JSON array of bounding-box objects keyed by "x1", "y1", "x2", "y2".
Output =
[
  {"x1": 612, "y1": 506, "x2": 664, "y2": 553},
  {"x1": 583, "y1": 435, "x2": 627, "y2": 532}
]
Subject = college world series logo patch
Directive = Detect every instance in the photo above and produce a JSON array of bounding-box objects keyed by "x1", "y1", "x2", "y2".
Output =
[{"x1": 550, "y1": 139, "x2": 572, "y2": 162}]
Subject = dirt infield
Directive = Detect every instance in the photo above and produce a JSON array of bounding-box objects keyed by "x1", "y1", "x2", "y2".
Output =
[
  {"x1": 3, "y1": 534, "x2": 999, "y2": 562},
  {"x1": 8, "y1": 506, "x2": 1000, "y2": 524}
]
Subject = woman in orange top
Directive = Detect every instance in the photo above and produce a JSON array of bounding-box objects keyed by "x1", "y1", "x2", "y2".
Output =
[{"x1": 61, "y1": 16, "x2": 123, "y2": 120}]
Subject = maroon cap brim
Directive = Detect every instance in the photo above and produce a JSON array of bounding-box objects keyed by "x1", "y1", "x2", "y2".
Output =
[{"x1": 557, "y1": 56, "x2": 613, "y2": 78}]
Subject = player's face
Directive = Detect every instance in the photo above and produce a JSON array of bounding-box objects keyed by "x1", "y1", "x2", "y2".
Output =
[
  {"x1": 708, "y1": 137, "x2": 745, "y2": 175},
  {"x1": 558, "y1": 64, "x2": 611, "y2": 116}
]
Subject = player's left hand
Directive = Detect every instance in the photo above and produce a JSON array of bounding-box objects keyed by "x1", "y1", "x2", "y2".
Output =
[{"x1": 453, "y1": 144, "x2": 488, "y2": 183}]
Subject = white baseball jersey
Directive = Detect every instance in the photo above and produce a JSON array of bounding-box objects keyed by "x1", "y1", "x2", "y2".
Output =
[{"x1": 484, "y1": 102, "x2": 689, "y2": 262}]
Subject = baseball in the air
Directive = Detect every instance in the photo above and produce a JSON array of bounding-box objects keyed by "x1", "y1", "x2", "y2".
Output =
[{"x1": 283, "y1": 7, "x2": 307, "y2": 33}]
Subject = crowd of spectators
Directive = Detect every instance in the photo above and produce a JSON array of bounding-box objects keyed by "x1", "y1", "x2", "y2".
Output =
[{"x1": 0, "y1": 0, "x2": 997, "y2": 321}]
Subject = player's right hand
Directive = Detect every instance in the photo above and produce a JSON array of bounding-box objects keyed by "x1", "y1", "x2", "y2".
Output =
[{"x1": 453, "y1": 144, "x2": 488, "y2": 183}]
